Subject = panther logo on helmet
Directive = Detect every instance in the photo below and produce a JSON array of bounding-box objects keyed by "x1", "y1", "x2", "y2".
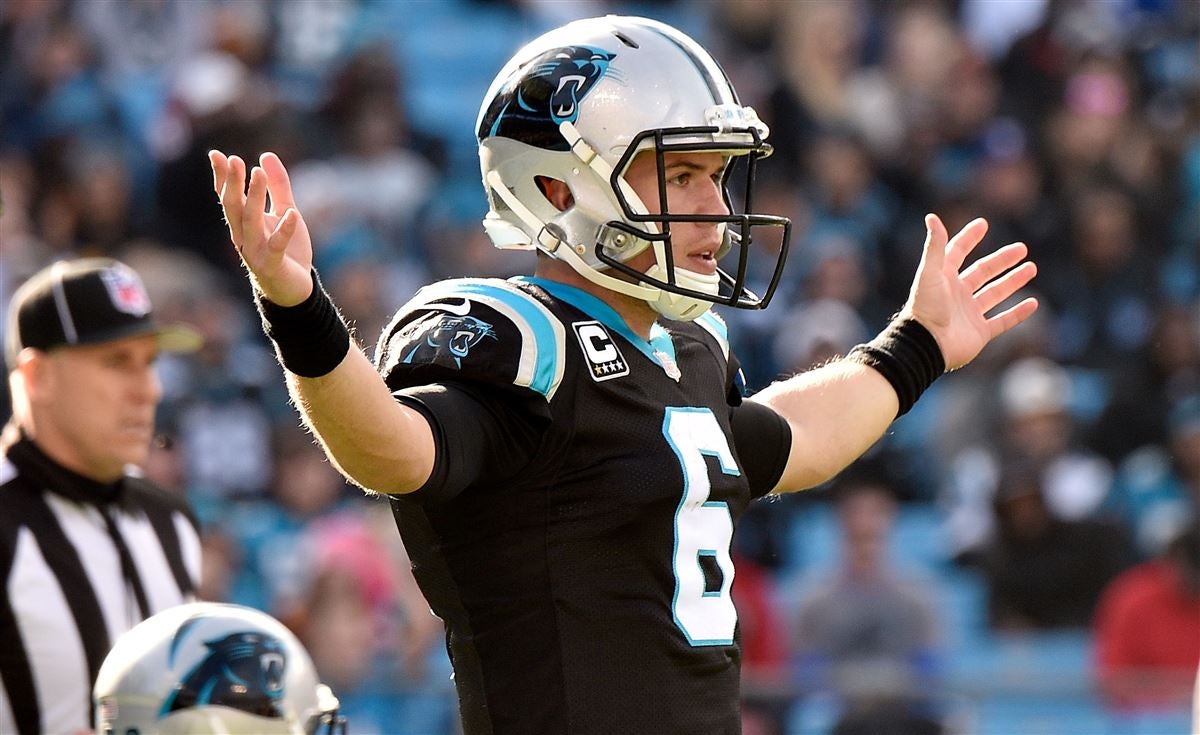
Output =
[
  {"x1": 478, "y1": 45, "x2": 617, "y2": 150},
  {"x1": 95, "y1": 602, "x2": 344, "y2": 735},
  {"x1": 159, "y1": 630, "x2": 287, "y2": 718}
]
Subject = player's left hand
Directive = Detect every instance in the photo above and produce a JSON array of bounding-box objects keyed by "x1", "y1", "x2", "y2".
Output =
[{"x1": 902, "y1": 214, "x2": 1038, "y2": 370}]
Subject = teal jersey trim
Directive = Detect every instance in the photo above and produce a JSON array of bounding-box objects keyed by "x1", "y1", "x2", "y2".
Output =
[
  {"x1": 515, "y1": 277, "x2": 678, "y2": 371},
  {"x1": 694, "y1": 311, "x2": 730, "y2": 361}
]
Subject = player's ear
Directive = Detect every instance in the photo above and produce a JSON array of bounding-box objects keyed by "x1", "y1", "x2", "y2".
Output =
[
  {"x1": 12, "y1": 348, "x2": 54, "y2": 407},
  {"x1": 535, "y1": 176, "x2": 574, "y2": 212}
]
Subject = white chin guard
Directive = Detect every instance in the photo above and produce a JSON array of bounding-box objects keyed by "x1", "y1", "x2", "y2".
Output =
[{"x1": 643, "y1": 264, "x2": 719, "y2": 321}]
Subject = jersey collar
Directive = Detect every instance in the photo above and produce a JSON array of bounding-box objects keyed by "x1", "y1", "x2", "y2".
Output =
[
  {"x1": 514, "y1": 277, "x2": 679, "y2": 378},
  {"x1": 3, "y1": 429, "x2": 126, "y2": 506}
]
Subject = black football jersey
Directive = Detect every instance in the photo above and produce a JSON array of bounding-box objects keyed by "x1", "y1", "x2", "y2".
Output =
[{"x1": 375, "y1": 276, "x2": 791, "y2": 735}]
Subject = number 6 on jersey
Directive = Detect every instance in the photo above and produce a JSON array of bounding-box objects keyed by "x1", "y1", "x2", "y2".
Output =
[{"x1": 663, "y1": 407, "x2": 740, "y2": 645}]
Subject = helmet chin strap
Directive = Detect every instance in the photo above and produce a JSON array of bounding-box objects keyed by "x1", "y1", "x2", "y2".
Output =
[
  {"x1": 641, "y1": 240, "x2": 719, "y2": 321},
  {"x1": 642, "y1": 264, "x2": 718, "y2": 320}
]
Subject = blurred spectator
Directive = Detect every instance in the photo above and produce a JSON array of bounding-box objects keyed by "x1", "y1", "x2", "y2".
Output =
[
  {"x1": 734, "y1": 551, "x2": 790, "y2": 735},
  {"x1": 292, "y1": 44, "x2": 437, "y2": 256},
  {"x1": 1046, "y1": 182, "x2": 1156, "y2": 369},
  {"x1": 797, "y1": 233, "x2": 878, "y2": 322},
  {"x1": 76, "y1": 0, "x2": 212, "y2": 83},
  {"x1": 773, "y1": 298, "x2": 869, "y2": 375},
  {"x1": 801, "y1": 130, "x2": 895, "y2": 300},
  {"x1": 972, "y1": 117, "x2": 1064, "y2": 261},
  {"x1": 296, "y1": 507, "x2": 453, "y2": 735},
  {"x1": 297, "y1": 569, "x2": 385, "y2": 720},
  {"x1": 1107, "y1": 394, "x2": 1200, "y2": 557},
  {"x1": 324, "y1": 255, "x2": 428, "y2": 361},
  {"x1": 793, "y1": 466, "x2": 944, "y2": 732},
  {"x1": 225, "y1": 428, "x2": 350, "y2": 616},
  {"x1": 1043, "y1": 57, "x2": 1137, "y2": 196},
  {"x1": 707, "y1": 0, "x2": 781, "y2": 112},
  {"x1": 1094, "y1": 521, "x2": 1200, "y2": 711},
  {"x1": 960, "y1": 0, "x2": 1046, "y2": 61},
  {"x1": 1162, "y1": 132, "x2": 1200, "y2": 303},
  {"x1": 981, "y1": 460, "x2": 1131, "y2": 630},
  {"x1": 62, "y1": 140, "x2": 138, "y2": 253},
  {"x1": 153, "y1": 49, "x2": 299, "y2": 274},
  {"x1": 763, "y1": 0, "x2": 867, "y2": 175},
  {"x1": 162, "y1": 279, "x2": 284, "y2": 509},
  {"x1": 1088, "y1": 306, "x2": 1200, "y2": 464},
  {"x1": 925, "y1": 292, "x2": 1055, "y2": 475},
  {"x1": 927, "y1": 45, "x2": 1001, "y2": 202},
  {"x1": 309, "y1": 503, "x2": 443, "y2": 681},
  {"x1": 195, "y1": 527, "x2": 238, "y2": 604},
  {"x1": 943, "y1": 356, "x2": 1113, "y2": 561}
]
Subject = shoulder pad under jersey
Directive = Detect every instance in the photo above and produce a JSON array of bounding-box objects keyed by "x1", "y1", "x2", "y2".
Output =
[
  {"x1": 693, "y1": 309, "x2": 731, "y2": 362},
  {"x1": 678, "y1": 309, "x2": 745, "y2": 401},
  {"x1": 374, "y1": 278, "x2": 567, "y2": 400}
]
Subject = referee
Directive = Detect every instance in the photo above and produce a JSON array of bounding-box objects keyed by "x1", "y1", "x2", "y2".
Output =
[{"x1": 0, "y1": 258, "x2": 202, "y2": 734}]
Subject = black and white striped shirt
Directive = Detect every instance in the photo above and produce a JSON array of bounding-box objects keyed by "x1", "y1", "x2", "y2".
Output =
[{"x1": 0, "y1": 432, "x2": 200, "y2": 735}]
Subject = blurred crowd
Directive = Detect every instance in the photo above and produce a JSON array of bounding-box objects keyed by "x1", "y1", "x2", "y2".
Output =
[{"x1": 1, "y1": 0, "x2": 1197, "y2": 733}]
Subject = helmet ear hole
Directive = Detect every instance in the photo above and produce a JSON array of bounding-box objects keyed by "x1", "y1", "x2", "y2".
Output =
[{"x1": 535, "y1": 176, "x2": 574, "y2": 212}]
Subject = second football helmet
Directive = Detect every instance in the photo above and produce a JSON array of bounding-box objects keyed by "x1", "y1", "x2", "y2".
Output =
[
  {"x1": 477, "y1": 15, "x2": 791, "y2": 321},
  {"x1": 93, "y1": 602, "x2": 344, "y2": 735}
]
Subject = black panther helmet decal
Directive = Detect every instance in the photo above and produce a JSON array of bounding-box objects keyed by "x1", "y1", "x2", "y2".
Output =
[
  {"x1": 478, "y1": 45, "x2": 618, "y2": 150},
  {"x1": 159, "y1": 628, "x2": 288, "y2": 719}
]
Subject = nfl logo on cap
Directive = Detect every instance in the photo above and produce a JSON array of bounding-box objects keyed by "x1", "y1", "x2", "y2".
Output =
[
  {"x1": 5, "y1": 257, "x2": 202, "y2": 369},
  {"x1": 100, "y1": 264, "x2": 152, "y2": 317}
]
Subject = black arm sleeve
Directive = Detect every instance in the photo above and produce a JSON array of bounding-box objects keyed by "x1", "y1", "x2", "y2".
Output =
[
  {"x1": 394, "y1": 381, "x2": 546, "y2": 504},
  {"x1": 729, "y1": 400, "x2": 792, "y2": 498}
]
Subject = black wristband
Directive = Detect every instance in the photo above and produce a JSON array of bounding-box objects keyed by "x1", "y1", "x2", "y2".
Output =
[
  {"x1": 846, "y1": 317, "x2": 945, "y2": 418},
  {"x1": 256, "y1": 270, "x2": 351, "y2": 378}
]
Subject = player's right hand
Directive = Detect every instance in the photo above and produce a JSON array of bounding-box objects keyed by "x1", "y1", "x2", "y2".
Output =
[{"x1": 210, "y1": 150, "x2": 314, "y2": 306}]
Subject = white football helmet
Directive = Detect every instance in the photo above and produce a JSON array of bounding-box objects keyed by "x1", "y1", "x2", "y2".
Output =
[
  {"x1": 93, "y1": 602, "x2": 345, "y2": 735},
  {"x1": 477, "y1": 15, "x2": 792, "y2": 321}
]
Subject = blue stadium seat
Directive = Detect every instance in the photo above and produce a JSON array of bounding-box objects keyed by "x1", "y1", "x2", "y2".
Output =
[
  {"x1": 973, "y1": 694, "x2": 1110, "y2": 735},
  {"x1": 785, "y1": 502, "x2": 951, "y2": 574},
  {"x1": 787, "y1": 503, "x2": 840, "y2": 572},
  {"x1": 891, "y1": 503, "x2": 949, "y2": 571},
  {"x1": 936, "y1": 569, "x2": 989, "y2": 649},
  {"x1": 951, "y1": 630, "x2": 1094, "y2": 696},
  {"x1": 1105, "y1": 710, "x2": 1194, "y2": 735}
]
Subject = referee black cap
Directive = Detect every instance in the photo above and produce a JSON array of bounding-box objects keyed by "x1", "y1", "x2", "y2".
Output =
[{"x1": 5, "y1": 258, "x2": 201, "y2": 369}]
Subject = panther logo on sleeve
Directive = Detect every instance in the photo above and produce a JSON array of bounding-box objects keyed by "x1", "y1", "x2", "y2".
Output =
[
  {"x1": 478, "y1": 45, "x2": 618, "y2": 150},
  {"x1": 400, "y1": 312, "x2": 498, "y2": 368},
  {"x1": 160, "y1": 631, "x2": 287, "y2": 718},
  {"x1": 377, "y1": 280, "x2": 566, "y2": 400}
]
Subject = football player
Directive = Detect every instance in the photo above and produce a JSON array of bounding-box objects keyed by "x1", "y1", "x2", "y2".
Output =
[{"x1": 210, "y1": 15, "x2": 1037, "y2": 734}]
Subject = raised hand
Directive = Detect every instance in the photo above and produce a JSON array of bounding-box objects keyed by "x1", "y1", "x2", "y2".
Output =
[
  {"x1": 903, "y1": 214, "x2": 1038, "y2": 370},
  {"x1": 210, "y1": 150, "x2": 314, "y2": 306}
]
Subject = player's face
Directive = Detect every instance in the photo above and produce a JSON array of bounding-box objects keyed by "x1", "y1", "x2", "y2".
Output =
[
  {"x1": 34, "y1": 334, "x2": 162, "y2": 482},
  {"x1": 622, "y1": 150, "x2": 729, "y2": 277}
]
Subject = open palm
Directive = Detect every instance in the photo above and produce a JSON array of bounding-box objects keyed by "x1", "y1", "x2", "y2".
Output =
[
  {"x1": 904, "y1": 214, "x2": 1039, "y2": 370},
  {"x1": 211, "y1": 150, "x2": 314, "y2": 306}
]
